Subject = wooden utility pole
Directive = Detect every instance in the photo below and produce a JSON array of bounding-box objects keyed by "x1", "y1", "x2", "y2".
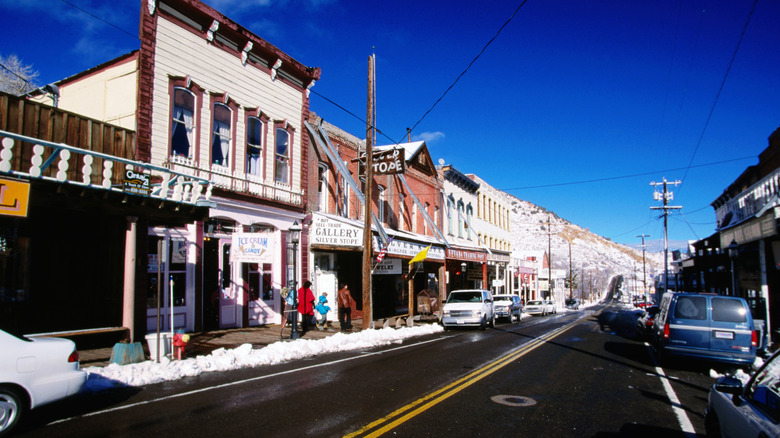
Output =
[
  {"x1": 636, "y1": 234, "x2": 649, "y2": 303},
  {"x1": 650, "y1": 178, "x2": 681, "y2": 304},
  {"x1": 362, "y1": 54, "x2": 375, "y2": 330}
]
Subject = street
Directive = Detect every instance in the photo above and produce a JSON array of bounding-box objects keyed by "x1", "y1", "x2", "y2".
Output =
[{"x1": 15, "y1": 304, "x2": 727, "y2": 437}]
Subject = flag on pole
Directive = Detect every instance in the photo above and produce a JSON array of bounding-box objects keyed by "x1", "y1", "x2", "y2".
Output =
[
  {"x1": 408, "y1": 245, "x2": 431, "y2": 265},
  {"x1": 375, "y1": 236, "x2": 394, "y2": 263}
]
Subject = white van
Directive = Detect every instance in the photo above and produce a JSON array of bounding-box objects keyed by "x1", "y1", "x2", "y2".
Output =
[{"x1": 441, "y1": 289, "x2": 495, "y2": 330}]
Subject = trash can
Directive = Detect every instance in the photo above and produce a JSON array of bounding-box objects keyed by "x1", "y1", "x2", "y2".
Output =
[{"x1": 145, "y1": 332, "x2": 172, "y2": 360}]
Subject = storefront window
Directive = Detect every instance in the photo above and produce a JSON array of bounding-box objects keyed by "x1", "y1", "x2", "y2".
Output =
[{"x1": 147, "y1": 236, "x2": 187, "y2": 308}]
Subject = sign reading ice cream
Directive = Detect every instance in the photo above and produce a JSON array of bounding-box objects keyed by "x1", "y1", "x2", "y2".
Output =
[{"x1": 231, "y1": 232, "x2": 274, "y2": 263}]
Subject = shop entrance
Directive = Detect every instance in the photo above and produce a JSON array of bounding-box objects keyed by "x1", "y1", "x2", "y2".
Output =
[{"x1": 203, "y1": 237, "x2": 239, "y2": 329}]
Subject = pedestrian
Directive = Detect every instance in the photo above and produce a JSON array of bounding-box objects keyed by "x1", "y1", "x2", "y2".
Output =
[
  {"x1": 314, "y1": 292, "x2": 331, "y2": 330},
  {"x1": 281, "y1": 286, "x2": 295, "y2": 326},
  {"x1": 297, "y1": 281, "x2": 315, "y2": 335},
  {"x1": 337, "y1": 283, "x2": 354, "y2": 331}
]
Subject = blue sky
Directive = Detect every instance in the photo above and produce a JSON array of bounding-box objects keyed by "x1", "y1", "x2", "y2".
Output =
[{"x1": 2, "y1": 0, "x2": 778, "y2": 250}]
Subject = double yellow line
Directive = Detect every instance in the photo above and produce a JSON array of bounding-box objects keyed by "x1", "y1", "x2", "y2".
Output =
[{"x1": 345, "y1": 322, "x2": 577, "y2": 437}]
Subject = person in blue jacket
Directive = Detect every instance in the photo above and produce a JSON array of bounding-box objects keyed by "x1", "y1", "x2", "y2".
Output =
[{"x1": 314, "y1": 292, "x2": 331, "y2": 330}]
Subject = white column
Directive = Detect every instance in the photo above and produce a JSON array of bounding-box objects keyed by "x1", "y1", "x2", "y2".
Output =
[{"x1": 123, "y1": 217, "x2": 138, "y2": 341}]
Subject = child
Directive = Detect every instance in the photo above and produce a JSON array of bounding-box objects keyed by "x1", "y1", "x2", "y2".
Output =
[{"x1": 314, "y1": 292, "x2": 331, "y2": 330}]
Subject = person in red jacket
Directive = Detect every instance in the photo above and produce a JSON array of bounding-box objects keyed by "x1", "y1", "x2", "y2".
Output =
[{"x1": 297, "y1": 281, "x2": 315, "y2": 335}]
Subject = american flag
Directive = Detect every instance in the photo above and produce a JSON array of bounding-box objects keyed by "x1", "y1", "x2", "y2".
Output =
[{"x1": 375, "y1": 236, "x2": 394, "y2": 263}]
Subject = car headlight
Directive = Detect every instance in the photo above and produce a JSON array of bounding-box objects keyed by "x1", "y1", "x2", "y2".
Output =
[{"x1": 443, "y1": 310, "x2": 451, "y2": 317}]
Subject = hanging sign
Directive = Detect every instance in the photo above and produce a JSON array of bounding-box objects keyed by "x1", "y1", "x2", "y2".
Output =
[
  {"x1": 356, "y1": 148, "x2": 406, "y2": 176},
  {"x1": 123, "y1": 169, "x2": 150, "y2": 196},
  {"x1": 0, "y1": 176, "x2": 30, "y2": 217},
  {"x1": 231, "y1": 232, "x2": 274, "y2": 263}
]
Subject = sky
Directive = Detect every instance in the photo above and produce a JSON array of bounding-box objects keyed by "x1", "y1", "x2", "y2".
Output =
[{"x1": 1, "y1": 0, "x2": 778, "y2": 250}]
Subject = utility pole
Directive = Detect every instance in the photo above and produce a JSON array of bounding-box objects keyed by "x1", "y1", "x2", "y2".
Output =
[
  {"x1": 547, "y1": 215, "x2": 552, "y2": 301},
  {"x1": 636, "y1": 234, "x2": 649, "y2": 303},
  {"x1": 650, "y1": 178, "x2": 681, "y2": 305},
  {"x1": 361, "y1": 54, "x2": 375, "y2": 330}
]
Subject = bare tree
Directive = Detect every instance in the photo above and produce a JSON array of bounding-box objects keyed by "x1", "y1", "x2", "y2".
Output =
[{"x1": 0, "y1": 54, "x2": 40, "y2": 95}]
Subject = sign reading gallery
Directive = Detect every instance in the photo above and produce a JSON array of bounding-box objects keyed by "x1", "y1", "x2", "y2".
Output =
[{"x1": 311, "y1": 214, "x2": 363, "y2": 247}]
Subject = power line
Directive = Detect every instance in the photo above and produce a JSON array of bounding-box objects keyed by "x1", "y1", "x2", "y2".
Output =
[
  {"x1": 59, "y1": 0, "x2": 139, "y2": 41},
  {"x1": 404, "y1": 0, "x2": 530, "y2": 139},
  {"x1": 501, "y1": 155, "x2": 754, "y2": 191},
  {"x1": 677, "y1": 0, "x2": 758, "y2": 195}
]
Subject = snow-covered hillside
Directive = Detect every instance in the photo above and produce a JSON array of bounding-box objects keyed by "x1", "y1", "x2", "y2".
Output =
[{"x1": 507, "y1": 196, "x2": 664, "y2": 298}]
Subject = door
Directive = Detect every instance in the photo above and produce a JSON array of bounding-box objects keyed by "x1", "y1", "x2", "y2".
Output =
[
  {"x1": 218, "y1": 240, "x2": 239, "y2": 328},
  {"x1": 247, "y1": 263, "x2": 276, "y2": 325},
  {"x1": 146, "y1": 235, "x2": 189, "y2": 332}
]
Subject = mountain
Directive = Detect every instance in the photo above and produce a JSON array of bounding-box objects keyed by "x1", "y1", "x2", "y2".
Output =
[{"x1": 507, "y1": 195, "x2": 664, "y2": 300}]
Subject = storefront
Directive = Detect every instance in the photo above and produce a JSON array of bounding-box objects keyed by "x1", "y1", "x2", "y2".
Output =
[
  {"x1": 146, "y1": 197, "x2": 302, "y2": 333},
  {"x1": 445, "y1": 248, "x2": 488, "y2": 293}
]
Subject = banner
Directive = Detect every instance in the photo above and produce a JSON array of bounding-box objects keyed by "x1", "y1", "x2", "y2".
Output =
[{"x1": 231, "y1": 232, "x2": 274, "y2": 263}]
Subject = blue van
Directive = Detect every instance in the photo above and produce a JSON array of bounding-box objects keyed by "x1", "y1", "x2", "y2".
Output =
[{"x1": 651, "y1": 292, "x2": 757, "y2": 366}]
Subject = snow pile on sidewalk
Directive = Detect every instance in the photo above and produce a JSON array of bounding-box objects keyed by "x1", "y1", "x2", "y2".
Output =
[{"x1": 83, "y1": 324, "x2": 443, "y2": 392}]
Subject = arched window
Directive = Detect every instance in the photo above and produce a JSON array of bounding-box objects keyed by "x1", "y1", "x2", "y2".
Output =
[
  {"x1": 378, "y1": 185, "x2": 386, "y2": 223},
  {"x1": 457, "y1": 200, "x2": 465, "y2": 238},
  {"x1": 171, "y1": 87, "x2": 195, "y2": 158},
  {"x1": 466, "y1": 204, "x2": 474, "y2": 239},
  {"x1": 211, "y1": 102, "x2": 232, "y2": 167},
  {"x1": 447, "y1": 195, "x2": 455, "y2": 235}
]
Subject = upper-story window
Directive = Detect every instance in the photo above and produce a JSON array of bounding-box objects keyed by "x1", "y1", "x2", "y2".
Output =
[
  {"x1": 211, "y1": 102, "x2": 232, "y2": 167},
  {"x1": 378, "y1": 186, "x2": 386, "y2": 223},
  {"x1": 246, "y1": 116, "x2": 264, "y2": 176},
  {"x1": 447, "y1": 195, "x2": 455, "y2": 235},
  {"x1": 399, "y1": 193, "x2": 406, "y2": 230},
  {"x1": 318, "y1": 164, "x2": 328, "y2": 213},
  {"x1": 275, "y1": 127, "x2": 291, "y2": 184},
  {"x1": 171, "y1": 87, "x2": 196, "y2": 158},
  {"x1": 457, "y1": 200, "x2": 465, "y2": 238},
  {"x1": 466, "y1": 204, "x2": 473, "y2": 239}
]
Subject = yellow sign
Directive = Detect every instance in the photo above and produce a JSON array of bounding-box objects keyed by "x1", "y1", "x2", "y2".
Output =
[{"x1": 0, "y1": 177, "x2": 30, "y2": 217}]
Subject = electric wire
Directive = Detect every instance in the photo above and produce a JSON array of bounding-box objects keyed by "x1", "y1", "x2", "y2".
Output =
[
  {"x1": 676, "y1": 0, "x2": 758, "y2": 196},
  {"x1": 59, "y1": 0, "x2": 139, "y2": 41}
]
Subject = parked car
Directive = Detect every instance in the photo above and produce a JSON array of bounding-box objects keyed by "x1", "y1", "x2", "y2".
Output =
[
  {"x1": 705, "y1": 348, "x2": 780, "y2": 437},
  {"x1": 441, "y1": 289, "x2": 495, "y2": 330},
  {"x1": 0, "y1": 329, "x2": 87, "y2": 435},
  {"x1": 565, "y1": 298, "x2": 580, "y2": 310},
  {"x1": 650, "y1": 292, "x2": 757, "y2": 366},
  {"x1": 544, "y1": 300, "x2": 557, "y2": 314},
  {"x1": 524, "y1": 300, "x2": 551, "y2": 316},
  {"x1": 636, "y1": 305, "x2": 660, "y2": 340},
  {"x1": 493, "y1": 294, "x2": 522, "y2": 322}
]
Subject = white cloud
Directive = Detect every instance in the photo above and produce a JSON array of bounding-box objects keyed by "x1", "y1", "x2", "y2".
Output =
[{"x1": 414, "y1": 131, "x2": 445, "y2": 144}]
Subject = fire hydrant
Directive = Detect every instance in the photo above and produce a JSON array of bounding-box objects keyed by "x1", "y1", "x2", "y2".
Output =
[{"x1": 172, "y1": 333, "x2": 189, "y2": 360}]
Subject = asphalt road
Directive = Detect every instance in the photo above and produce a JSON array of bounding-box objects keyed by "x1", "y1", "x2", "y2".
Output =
[{"x1": 15, "y1": 303, "x2": 728, "y2": 438}]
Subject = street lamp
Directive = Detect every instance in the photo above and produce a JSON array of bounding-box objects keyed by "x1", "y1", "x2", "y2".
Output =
[
  {"x1": 461, "y1": 262, "x2": 467, "y2": 289},
  {"x1": 289, "y1": 221, "x2": 302, "y2": 339},
  {"x1": 727, "y1": 239, "x2": 739, "y2": 297}
]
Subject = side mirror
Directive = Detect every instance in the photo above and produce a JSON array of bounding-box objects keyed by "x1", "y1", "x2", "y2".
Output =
[{"x1": 714, "y1": 376, "x2": 744, "y2": 397}]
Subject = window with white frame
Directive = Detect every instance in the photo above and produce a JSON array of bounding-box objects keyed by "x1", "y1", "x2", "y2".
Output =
[
  {"x1": 246, "y1": 116, "x2": 263, "y2": 176},
  {"x1": 466, "y1": 204, "x2": 473, "y2": 239},
  {"x1": 211, "y1": 102, "x2": 231, "y2": 167},
  {"x1": 457, "y1": 200, "x2": 465, "y2": 238},
  {"x1": 447, "y1": 195, "x2": 455, "y2": 235},
  {"x1": 378, "y1": 185, "x2": 386, "y2": 223},
  {"x1": 275, "y1": 127, "x2": 290, "y2": 184},
  {"x1": 318, "y1": 164, "x2": 328, "y2": 213},
  {"x1": 340, "y1": 174, "x2": 350, "y2": 218},
  {"x1": 171, "y1": 87, "x2": 195, "y2": 158}
]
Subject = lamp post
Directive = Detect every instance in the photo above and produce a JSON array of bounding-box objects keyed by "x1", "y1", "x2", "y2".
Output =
[
  {"x1": 461, "y1": 262, "x2": 467, "y2": 289},
  {"x1": 289, "y1": 221, "x2": 301, "y2": 339},
  {"x1": 727, "y1": 239, "x2": 739, "y2": 297}
]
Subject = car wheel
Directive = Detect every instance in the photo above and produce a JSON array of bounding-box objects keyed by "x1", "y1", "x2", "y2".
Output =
[
  {"x1": 489, "y1": 314, "x2": 496, "y2": 328},
  {"x1": 704, "y1": 410, "x2": 721, "y2": 438},
  {"x1": 0, "y1": 386, "x2": 25, "y2": 436},
  {"x1": 479, "y1": 316, "x2": 487, "y2": 330}
]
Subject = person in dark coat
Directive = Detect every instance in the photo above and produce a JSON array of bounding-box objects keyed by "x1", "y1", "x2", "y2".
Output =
[{"x1": 337, "y1": 283, "x2": 354, "y2": 331}]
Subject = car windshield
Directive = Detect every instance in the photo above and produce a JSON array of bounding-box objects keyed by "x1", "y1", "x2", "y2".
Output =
[
  {"x1": 527, "y1": 300, "x2": 543, "y2": 305},
  {"x1": 447, "y1": 292, "x2": 482, "y2": 303}
]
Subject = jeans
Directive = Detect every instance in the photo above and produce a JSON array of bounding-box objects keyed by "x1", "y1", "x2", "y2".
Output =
[{"x1": 338, "y1": 307, "x2": 352, "y2": 330}]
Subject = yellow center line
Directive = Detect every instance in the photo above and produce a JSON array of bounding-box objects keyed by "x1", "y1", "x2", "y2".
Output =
[{"x1": 345, "y1": 322, "x2": 577, "y2": 438}]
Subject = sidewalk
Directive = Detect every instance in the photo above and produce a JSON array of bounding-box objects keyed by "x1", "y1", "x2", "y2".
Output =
[{"x1": 78, "y1": 320, "x2": 362, "y2": 369}]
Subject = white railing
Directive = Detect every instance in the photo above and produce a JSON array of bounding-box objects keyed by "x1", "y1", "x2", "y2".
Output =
[
  {"x1": 0, "y1": 130, "x2": 213, "y2": 206},
  {"x1": 716, "y1": 167, "x2": 780, "y2": 229},
  {"x1": 167, "y1": 157, "x2": 303, "y2": 206}
]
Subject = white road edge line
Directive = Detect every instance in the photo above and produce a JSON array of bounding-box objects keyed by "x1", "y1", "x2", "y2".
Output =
[
  {"x1": 50, "y1": 336, "x2": 446, "y2": 425},
  {"x1": 645, "y1": 342, "x2": 697, "y2": 438}
]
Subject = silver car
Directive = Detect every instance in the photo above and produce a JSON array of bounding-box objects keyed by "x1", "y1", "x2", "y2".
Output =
[
  {"x1": 441, "y1": 289, "x2": 495, "y2": 330},
  {"x1": 524, "y1": 300, "x2": 550, "y2": 316},
  {"x1": 705, "y1": 348, "x2": 780, "y2": 437}
]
